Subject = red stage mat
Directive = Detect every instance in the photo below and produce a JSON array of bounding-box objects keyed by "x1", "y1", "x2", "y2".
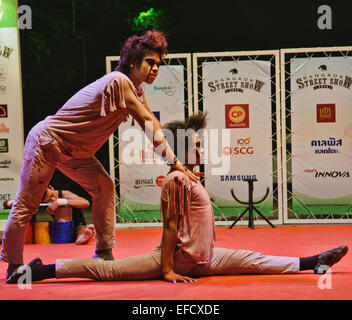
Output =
[{"x1": 1, "y1": 225, "x2": 351, "y2": 300}]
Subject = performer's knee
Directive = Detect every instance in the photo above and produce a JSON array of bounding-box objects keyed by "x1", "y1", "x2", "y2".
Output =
[{"x1": 94, "y1": 175, "x2": 115, "y2": 199}]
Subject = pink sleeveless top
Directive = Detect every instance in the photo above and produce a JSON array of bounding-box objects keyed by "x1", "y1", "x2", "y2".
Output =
[
  {"x1": 44, "y1": 71, "x2": 143, "y2": 158},
  {"x1": 161, "y1": 170, "x2": 216, "y2": 264}
]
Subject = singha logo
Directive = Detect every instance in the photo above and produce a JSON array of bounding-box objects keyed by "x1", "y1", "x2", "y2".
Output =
[
  {"x1": 229, "y1": 68, "x2": 238, "y2": 75},
  {"x1": 319, "y1": 65, "x2": 327, "y2": 71}
]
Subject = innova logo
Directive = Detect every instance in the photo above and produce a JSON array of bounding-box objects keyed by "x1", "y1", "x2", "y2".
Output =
[
  {"x1": 315, "y1": 171, "x2": 349, "y2": 178},
  {"x1": 303, "y1": 169, "x2": 350, "y2": 178}
]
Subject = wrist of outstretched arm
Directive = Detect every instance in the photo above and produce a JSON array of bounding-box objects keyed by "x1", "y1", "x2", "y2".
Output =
[
  {"x1": 56, "y1": 198, "x2": 68, "y2": 206},
  {"x1": 162, "y1": 267, "x2": 174, "y2": 276}
]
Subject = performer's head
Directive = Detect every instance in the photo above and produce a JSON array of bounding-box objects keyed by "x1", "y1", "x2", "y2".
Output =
[
  {"x1": 163, "y1": 112, "x2": 207, "y2": 169},
  {"x1": 117, "y1": 30, "x2": 168, "y2": 85}
]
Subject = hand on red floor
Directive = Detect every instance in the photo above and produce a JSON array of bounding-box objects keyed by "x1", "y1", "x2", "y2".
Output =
[{"x1": 163, "y1": 270, "x2": 196, "y2": 283}]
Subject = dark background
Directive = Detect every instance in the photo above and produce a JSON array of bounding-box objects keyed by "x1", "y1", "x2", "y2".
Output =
[{"x1": 16, "y1": 0, "x2": 352, "y2": 195}]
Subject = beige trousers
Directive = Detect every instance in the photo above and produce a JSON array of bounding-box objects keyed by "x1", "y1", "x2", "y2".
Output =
[
  {"x1": 0, "y1": 121, "x2": 115, "y2": 265},
  {"x1": 55, "y1": 246, "x2": 300, "y2": 280}
]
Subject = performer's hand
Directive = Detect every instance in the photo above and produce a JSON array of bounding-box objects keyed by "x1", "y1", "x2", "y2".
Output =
[
  {"x1": 46, "y1": 201, "x2": 59, "y2": 215},
  {"x1": 163, "y1": 270, "x2": 196, "y2": 283},
  {"x1": 171, "y1": 162, "x2": 200, "y2": 182}
]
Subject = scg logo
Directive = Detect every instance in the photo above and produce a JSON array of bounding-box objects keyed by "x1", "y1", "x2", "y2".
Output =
[{"x1": 223, "y1": 146, "x2": 254, "y2": 155}]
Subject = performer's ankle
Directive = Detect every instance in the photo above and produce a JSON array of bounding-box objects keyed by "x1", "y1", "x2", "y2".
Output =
[
  {"x1": 299, "y1": 255, "x2": 319, "y2": 271},
  {"x1": 6, "y1": 263, "x2": 23, "y2": 279}
]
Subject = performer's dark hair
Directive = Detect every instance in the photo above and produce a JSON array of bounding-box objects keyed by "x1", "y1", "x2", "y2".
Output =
[
  {"x1": 116, "y1": 30, "x2": 168, "y2": 75},
  {"x1": 162, "y1": 112, "x2": 207, "y2": 161}
]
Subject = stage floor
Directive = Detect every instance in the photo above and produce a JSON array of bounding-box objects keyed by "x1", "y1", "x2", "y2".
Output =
[{"x1": 1, "y1": 225, "x2": 351, "y2": 300}]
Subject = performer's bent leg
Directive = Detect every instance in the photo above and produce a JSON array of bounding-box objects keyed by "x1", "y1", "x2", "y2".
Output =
[
  {"x1": 57, "y1": 157, "x2": 115, "y2": 251},
  {"x1": 55, "y1": 254, "x2": 162, "y2": 281},
  {"x1": 192, "y1": 248, "x2": 300, "y2": 277},
  {"x1": 0, "y1": 124, "x2": 56, "y2": 265}
]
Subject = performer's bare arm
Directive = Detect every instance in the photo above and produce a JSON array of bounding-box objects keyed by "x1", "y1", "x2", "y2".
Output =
[
  {"x1": 141, "y1": 91, "x2": 161, "y2": 125},
  {"x1": 123, "y1": 81, "x2": 199, "y2": 182},
  {"x1": 46, "y1": 190, "x2": 90, "y2": 214}
]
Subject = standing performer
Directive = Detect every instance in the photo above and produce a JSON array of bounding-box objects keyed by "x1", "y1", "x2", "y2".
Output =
[
  {"x1": 6, "y1": 113, "x2": 348, "y2": 284},
  {"x1": 1, "y1": 30, "x2": 198, "y2": 281}
]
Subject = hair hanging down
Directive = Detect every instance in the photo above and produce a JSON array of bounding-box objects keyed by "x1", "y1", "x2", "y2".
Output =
[
  {"x1": 117, "y1": 30, "x2": 168, "y2": 75},
  {"x1": 162, "y1": 112, "x2": 208, "y2": 161},
  {"x1": 163, "y1": 112, "x2": 208, "y2": 137}
]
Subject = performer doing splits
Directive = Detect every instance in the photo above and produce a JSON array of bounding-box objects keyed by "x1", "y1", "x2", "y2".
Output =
[
  {"x1": 7, "y1": 113, "x2": 348, "y2": 284},
  {"x1": 1, "y1": 30, "x2": 199, "y2": 282}
]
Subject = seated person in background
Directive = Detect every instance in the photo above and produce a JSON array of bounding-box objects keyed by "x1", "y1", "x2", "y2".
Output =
[
  {"x1": 3, "y1": 185, "x2": 95, "y2": 245},
  {"x1": 6, "y1": 112, "x2": 348, "y2": 284}
]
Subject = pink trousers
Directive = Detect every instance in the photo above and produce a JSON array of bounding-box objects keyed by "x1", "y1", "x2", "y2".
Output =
[
  {"x1": 0, "y1": 121, "x2": 115, "y2": 264},
  {"x1": 55, "y1": 246, "x2": 300, "y2": 280}
]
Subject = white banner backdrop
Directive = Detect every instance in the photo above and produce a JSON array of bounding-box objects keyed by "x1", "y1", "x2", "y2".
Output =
[
  {"x1": 117, "y1": 64, "x2": 187, "y2": 221},
  {"x1": 290, "y1": 56, "x2": 352, "y2": 215},
  {"x1": 0, "y1": 1, "x2": 24, "y2": 224},
  {"x1": 199, "y1": 58, "x2": 276, "y2": 219}
]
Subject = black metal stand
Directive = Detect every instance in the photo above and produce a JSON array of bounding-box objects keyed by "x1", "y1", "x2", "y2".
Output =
[{"x1": 228, "y1": 178, "x2": 275, "y2": 229}]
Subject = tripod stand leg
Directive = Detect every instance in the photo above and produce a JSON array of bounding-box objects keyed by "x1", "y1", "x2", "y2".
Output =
[
  {"x1": 253, "y1": 207, "x2": 276, "y2": 228},
  {"x1": 248, "y1": 205, "x2": 254, "y2": 229},
  {"x1": 229, "y1": 207, "x2": 249, "y2": 229}
]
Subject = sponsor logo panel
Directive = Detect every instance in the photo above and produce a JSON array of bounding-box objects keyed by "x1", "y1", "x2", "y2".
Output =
[
  {"x1": 219, "y1": 174, "x2": 257, "y2": 182},
  {"x1": 303, "y1": 168, "x2": 350, "y2": 178},
  {"x1": 0, "y1": 138, "x2": 8, "y2": 153},
  {"x1": 296, "y1": 65, "x2": 352, "y2": 91},
  {"x1": 223, "y1": 137, "x2": 254, "y2": 155},
  {"x1": 225, "y1": 104, "x2": 249, "y2": 129},
  {"x1": 207, "y1": 67, "x2": 266, "y2": 94},
  {"x1": 0, "y1": 104, "x2": 8, "y2": 118},
  {"x1": 0, "y1": 160, "x2": 11, "y2": 169},
  {"x1": 316, "y1": 104, "x2": 335, "y2": 123},
  {"x1": 153, "y1": 82, "x2": 176, "y2": 96},
  {"x1": 311, "y1": 137, "x2": 341, "y2": 154},
  {"x1": 0, "y1": 123, "x2": 9, "y2": 133},
  {"x1": 134, "y1": 176, "x2": 165, "y2": 188}
]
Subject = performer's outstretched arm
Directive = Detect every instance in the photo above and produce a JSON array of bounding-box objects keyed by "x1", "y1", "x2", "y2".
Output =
[{"x1": 160, "y1": 180, "x2": 195, "y2": 283}]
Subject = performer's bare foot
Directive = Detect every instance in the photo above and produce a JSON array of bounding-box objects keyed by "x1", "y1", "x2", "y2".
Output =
[{"x1": 75, "y1": 224, "x2": 95, "y2": 245}]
